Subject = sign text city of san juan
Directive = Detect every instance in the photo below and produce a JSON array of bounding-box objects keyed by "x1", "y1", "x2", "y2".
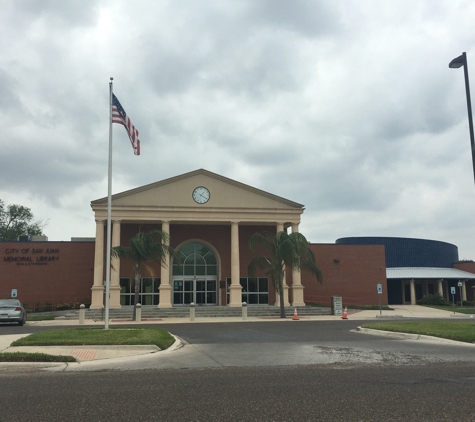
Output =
[{"x1": 3, "y1": 248, "x2": 60, "y2": 266}]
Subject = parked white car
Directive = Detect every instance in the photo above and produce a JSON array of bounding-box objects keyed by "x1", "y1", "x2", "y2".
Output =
[{"x1": 0, "y1": 299, "x2": 27, "y2": 326}]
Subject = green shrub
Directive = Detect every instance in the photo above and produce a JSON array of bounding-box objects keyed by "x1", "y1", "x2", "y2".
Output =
[
  {"x1": 56, "y1": 302, "x2": 71, "y2": 311},
  {"x1": 56, "y1": 300, "x2": 83, "y2": 311},
  {"x1": 456, "y1": 300, "x2": 474, "y2": 306},
  {"x1": 417, "y1": 294, "x2": 451, "y2": 306}
]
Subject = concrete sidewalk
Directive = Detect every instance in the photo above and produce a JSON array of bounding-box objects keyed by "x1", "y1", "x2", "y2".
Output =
[
  {"x1": 0, "y1": 305, "x2": 472, "y2": 362},
  {"x1": 348, "y1": 304, "x2": 474, "y2": 319}
]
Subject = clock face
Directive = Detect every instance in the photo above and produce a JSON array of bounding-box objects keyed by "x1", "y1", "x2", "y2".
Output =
[{"x1": 192, "y1": 186, "x2": 210, "y2": 204}]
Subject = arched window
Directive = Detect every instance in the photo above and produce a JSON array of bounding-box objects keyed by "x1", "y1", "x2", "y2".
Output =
[
  {"x1": 173, "y1": 242, "x2": 217, "y2": 276},
  {"x1": 172, "y1": 242, "x2": 217, "y2": 305}
]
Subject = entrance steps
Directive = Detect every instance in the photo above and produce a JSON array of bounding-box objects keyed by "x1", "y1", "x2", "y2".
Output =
[{"x1": 81, "y1": 305, "x2": 331, "y2": 321}]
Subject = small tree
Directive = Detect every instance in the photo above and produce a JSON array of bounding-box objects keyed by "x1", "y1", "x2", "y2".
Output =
[
  {"x1": 0, "y1": 200, "x2": 45, "y2": 240},
  {"x1": 111, "y1": 230, "x2": 179, "y2": 319},
  {"x1": 248, "y1": 231, "x2": 323, "y2": 318}
]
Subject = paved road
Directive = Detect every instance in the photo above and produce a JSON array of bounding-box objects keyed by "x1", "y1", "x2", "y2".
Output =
[
  {"x1": 2, "y1": 363, "x2": 475, "y2": 421},
  {"x1": 2, "y1": 320, "x2": 475, "y2": 421},
  {"x1": 3, "y1": 319, "x2": 473, "y2": 372}
]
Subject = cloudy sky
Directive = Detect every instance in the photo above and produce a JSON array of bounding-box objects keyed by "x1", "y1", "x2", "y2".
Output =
[{"x1": 3, "y1": 0, "x2": 475, "y2": 258}]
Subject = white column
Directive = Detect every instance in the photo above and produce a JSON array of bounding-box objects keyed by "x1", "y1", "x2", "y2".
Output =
[
  {"x1": 290, "y1": 223, "x2": 305, "y2": 307},
  {"x1": 109, "y1": 220, "x2": 122, "y2": 308},
  {"x1": 462, "y1": 280, "x2": 467, "y2": 302},
  {"x1": 438, "y1": 279, "x2": 443, "y2": 298},
  {"x1": 159, "y1": 221, "x2": 173, "y2": 308},
  {"x1": 91, "y1": 220, "x2": 105, "y2": 309},
  {"x1": 410, "y1": 279, "x2": 416, "y2": 305},
  {"x1": 274, "y1": 222, "x2": 290, "y2": 307},
  {"x1": 229, "y1": 221, "x2": 242, "y2": 307}
]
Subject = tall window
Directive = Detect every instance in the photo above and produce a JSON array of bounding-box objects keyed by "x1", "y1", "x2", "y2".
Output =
[
  {"x1": 120, "y1": 277, "x2": 161, "y2": 306},
  {"x1": 227, "y1": 277, "x2": 269, "y2": 305}
]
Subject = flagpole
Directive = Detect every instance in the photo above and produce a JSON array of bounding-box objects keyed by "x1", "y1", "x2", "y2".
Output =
[{"x1": 104, "y1": 77, "x2": 114, "y2": 330}]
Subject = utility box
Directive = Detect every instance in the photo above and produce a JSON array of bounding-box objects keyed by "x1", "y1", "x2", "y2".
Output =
[{"x1": 331, "y1": 296, "x2": 343, "y2": 316}]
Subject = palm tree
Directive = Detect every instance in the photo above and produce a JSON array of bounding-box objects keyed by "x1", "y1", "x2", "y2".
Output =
[
  {"x1": 248, "y1": 231, "x2": 323, "y2": 318},
  {"x1": 111, "y1": 230, "x2": 179, "y2": 319}
]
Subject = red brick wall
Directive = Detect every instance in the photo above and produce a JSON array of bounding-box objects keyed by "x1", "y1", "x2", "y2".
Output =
[
  {"x1": 122, "y1": 227, "x2": 386, "y2": 307},
  {"x1": 453, "y1": 262, "x2": 475, "y2": 301},
  {"x1": 453, "y1": 261, "x2": 475, "y2": 272},
  {"x1": 0, "y1": 233, "x2": 389, "y2": 310},
  {"x1": 304, "y1": 244, "x2": 387, "y2": 307},
  {"x1": 0, "y1": 241, "x2": 95, "y2": 309}
]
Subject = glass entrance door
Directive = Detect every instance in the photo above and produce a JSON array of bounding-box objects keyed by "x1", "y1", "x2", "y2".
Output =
[
  {"x1": 172, "y1": 242, "x2": 218, "y2": 306},
  {"x1": 173, "y1": 278, "x2": 217, "y2": 305}
]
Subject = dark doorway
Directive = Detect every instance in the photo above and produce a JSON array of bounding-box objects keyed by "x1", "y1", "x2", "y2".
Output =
[
  {"x1": 404, "y1": 284, "x2": 411, "y2": 304},
  {"x1": 428, "y1": 283, "x2": 434, "y2": 295},
  {"x1": 415, "y1": 283, "x2": 423, "y2": 301},
  {"x1": 387, "y1": 280, "x2": 403, "y2": 304}
]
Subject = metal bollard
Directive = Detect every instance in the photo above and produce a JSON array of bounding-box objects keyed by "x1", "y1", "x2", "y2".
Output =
[
  {"x1": 190, "y1": 302, "x2": 195, "y2": 321},
  {"x1": 135, "y1": 303, "x2": 142, "y2": 322},
  {"x1": 242, "y1": 302, "x2": 247, "y2": 320},
  {"x1": 79, "y1": 304, "x2": 85, "y2": 325}
]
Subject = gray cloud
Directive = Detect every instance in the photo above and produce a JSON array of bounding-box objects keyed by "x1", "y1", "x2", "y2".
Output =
[{"x1": 2, "y1": 0, "x2": 475, "y2": 259}]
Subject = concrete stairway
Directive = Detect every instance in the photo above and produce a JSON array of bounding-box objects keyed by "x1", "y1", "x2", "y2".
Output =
[{"x1": 82, "y1": 305, "x2": 331, "y2": 321}]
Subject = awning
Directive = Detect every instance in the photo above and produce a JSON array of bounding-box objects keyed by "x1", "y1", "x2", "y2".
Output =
[{"x1": 386, "y1": 267, "x2": 475, "y2": 280}]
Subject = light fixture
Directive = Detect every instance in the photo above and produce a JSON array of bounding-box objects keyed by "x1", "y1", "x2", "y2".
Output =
[{"x1": 449, "y1": 52, "x2": 475, "y2": 189}]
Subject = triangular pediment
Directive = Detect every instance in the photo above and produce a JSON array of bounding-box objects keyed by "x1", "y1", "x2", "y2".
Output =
[{"x1": 91, "y1": 169, "x2": 303, "y2": 210}]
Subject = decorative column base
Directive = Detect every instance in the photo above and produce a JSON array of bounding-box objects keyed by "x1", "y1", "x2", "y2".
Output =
[
  {"x1": 90, "y1": 286, "x2": 104, "y2": 309},
  {"x1": 291, "y1": 285, "x2": 305, "y2": 307},
  {"x1": 275, "y1": 284, "x2": 290, "y2": 307},
  {"x1": 158, "y1": 284, "x2": 173, "y2": 308},
  {"x1": 229, "y1": 284, "x2": 243, "y2": 307},
  {"x1": 109, "y1": 286, "x2": 122, "y2": 309}
]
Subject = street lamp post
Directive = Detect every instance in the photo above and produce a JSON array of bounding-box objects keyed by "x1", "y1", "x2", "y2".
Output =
[{"x1": 449, "y1": 52, "x2": 475, "y2": 188}]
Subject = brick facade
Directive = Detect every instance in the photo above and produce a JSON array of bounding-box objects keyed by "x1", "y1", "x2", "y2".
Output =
[
  {"x1": 0, "y1": 241, "x2": 95, "y2": 310},
  {"x1": 453, "y1": 261, "x2": 475, "y2": 301},
  {"x1": 304, "y1": 244, "x2": 387, "y2": 307},
  {"x1": 0, "y1": 236, "x2": 388, "y2": 310}
]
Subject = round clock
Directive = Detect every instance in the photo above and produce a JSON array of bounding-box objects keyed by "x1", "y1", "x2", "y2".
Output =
[{"x1": 192, "y1": 186, "x2": 210, "y2": 204}]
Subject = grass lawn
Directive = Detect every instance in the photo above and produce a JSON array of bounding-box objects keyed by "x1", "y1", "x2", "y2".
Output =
[
  {"x1": 422, "y1": 305, "x2": 475, "y2": 315},
  {"x1": 0, "y1": 327, "x2": 175, "y2": 363},
  {"x1": 27, "y1": 315, "x2": 56, "y2": 321},
  {"x1": 361, "y1": 320, "x2": 475, "y2": 343},
  {"x1": 0, "y1": 352, "x2": 76, "y2": 362},
  {"x1": 11, "y1": 327, "x2": 175, "y2": 348},
  {"x1": 349, "y1": 305, "x2": 393, "y2": 311}
]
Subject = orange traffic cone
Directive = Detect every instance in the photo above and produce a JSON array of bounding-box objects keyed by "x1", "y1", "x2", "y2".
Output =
[
  {"x1": 341, "y1": 307, "x2": 348, "y2": 320},
  {"x1": 292, "y1": 308, "x2": 299, "y2": 321}
]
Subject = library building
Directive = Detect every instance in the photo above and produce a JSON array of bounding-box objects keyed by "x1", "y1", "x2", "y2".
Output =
[{"x1": 1, "y1": 169, "x2": 475, "y2": 311}]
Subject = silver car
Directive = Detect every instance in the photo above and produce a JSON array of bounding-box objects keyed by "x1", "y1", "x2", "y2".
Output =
[{"x1": 0, "y1": 299, "x2": 27, "y2": 326}]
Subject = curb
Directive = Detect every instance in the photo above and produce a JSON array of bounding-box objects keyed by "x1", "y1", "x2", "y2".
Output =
[
  {"x1": 354, "y1": 326, "x2": 475, "y2": 346},
  {"x1": 375, "y1": 314, "x2": 404, "y2": 319},
  {"x1": 0, "y1": 335, "x2": 183, "y2": 368}
]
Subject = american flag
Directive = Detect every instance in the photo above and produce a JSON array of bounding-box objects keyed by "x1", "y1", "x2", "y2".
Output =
[{"x1": 112, "y1": 94, "x2": 140, "y2": 155}]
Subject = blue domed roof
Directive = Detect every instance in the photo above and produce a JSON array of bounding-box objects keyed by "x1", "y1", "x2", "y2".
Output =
[{"x1": 335, "y1": 236, "x2": 458, "y2": 268}]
